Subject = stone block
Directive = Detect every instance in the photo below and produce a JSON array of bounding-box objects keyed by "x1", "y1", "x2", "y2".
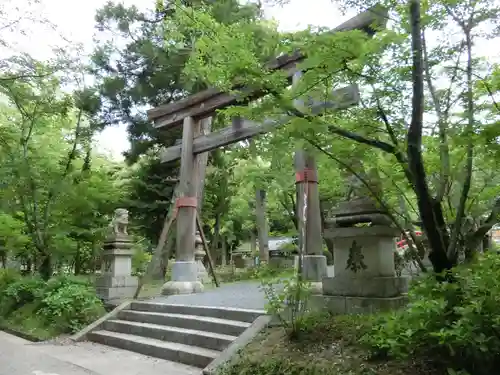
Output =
[
  {"x1": 309, "y1": 294, "x2": 408, "y2": 315},
  {"x1": 301, "y1": 255, "x2": 328, "y2": 282},
  {"x1": 95, "y1": 275, "x2": 138, "y2": 301},
  {"x1": 322, "y1": 275, "x2": 409, "y2": 298}
]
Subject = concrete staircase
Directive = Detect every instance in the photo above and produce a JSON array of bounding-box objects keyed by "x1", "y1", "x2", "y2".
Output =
[{"x1": 86, "y1": 301, "x2": 265, "y2": 371}]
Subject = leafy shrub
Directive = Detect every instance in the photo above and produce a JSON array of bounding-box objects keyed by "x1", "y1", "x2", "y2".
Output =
[
  {"x1": 38, "y1": 282, "x2": 105, "y2": 333},
  {"x1": 260, "y1": 270, "x2": 312, "y2": 340},
  {"x1": 0, "y1": 268, "x2": 21, "y2": 291},
  {"x1": 1, "y1": 276, "x2": 45, "y2": 316},
  {"x1": 362, "y1": 252, "x2": 500, "y2": 375},
  {"x1": 44, "y1": 274, "x2": 92, "y2": 294},
  {"x1": 132, "y1": 248, "x2": 152, "y2": 276},
  {"x1": 278, "y1": 242, "x2": 299, "y2": 254}
]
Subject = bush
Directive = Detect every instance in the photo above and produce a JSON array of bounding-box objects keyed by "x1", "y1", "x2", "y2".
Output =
[
  {"x1": 132, "y1": 248, "x2": 152, "y2": 276},
  {"x1": 0, "y1": 272, "x2": 105, "y2": 337},
  {"x1": 0, "y1": 268, "x2": 21, "y2": 291},
  {"x1": 38, "y1": 282, "x2": 105, "y2": 333},
  {"x1": 362, "y1": 252, "x2": 500, "y2": 375},
  {"x1": 1, "y1": 276, "x2": 45, "y2": 316}
]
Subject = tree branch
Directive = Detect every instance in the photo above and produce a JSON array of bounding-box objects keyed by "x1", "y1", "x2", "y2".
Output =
[
  {"x1": 422, "y1": 29, "x2": 451, "y2": 203},
  {"x1": 446, "y1": 6, "x2": 475, "y2": 263}
]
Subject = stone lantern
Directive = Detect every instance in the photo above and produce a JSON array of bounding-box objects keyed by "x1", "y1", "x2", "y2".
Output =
[
  {"x1": 319, "y1": 197, "x2": 408, "y2": 314},
  {"x1": 95, "y1": 208, "x2": 138, "y2": 302},
  {"x1": 194, "y1": 230, "x2": 210, "y2": 283}
]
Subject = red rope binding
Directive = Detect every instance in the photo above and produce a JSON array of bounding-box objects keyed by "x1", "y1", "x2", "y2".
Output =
[
  {"x1": 295, "y1": 168, "x2": 318, "y2": 183},
  {"x1": 175, "y1": 197, "x2": 198, "y2": 208}
]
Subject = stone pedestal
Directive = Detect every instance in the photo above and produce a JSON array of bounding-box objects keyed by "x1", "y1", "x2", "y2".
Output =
[
  {"x1": 161, "y1": 261, "x2": 204, "y2": 295},
  {"x1": 95, "y1": 234, "x2": 138, "y2": 301},
  {"x1": 302, "y1": 255, "x2": 328, "y2": 293},
  {"x1": 321, "y1": 199, "x2": 408, "y2": 314}
]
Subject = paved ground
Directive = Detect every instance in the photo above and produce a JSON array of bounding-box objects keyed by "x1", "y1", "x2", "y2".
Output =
[
  {"x1": 152, "y1": 266, "x2": 335, "y2": 310},
  {"x1": 0, "y1": 331, "x2": 200, "y2": 375},
  {"x1": 153, "y1": 280, "x2": 267, "y2": 310}
]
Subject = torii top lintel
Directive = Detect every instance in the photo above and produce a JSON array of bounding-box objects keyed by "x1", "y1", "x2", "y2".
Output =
[{"x1": 146, "y1": 4, "x2": 388, "y2": 130}]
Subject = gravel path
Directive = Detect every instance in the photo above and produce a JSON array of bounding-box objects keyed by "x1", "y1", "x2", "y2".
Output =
[
  {"x1": 152, "y1": 281, "x2": 268, "y2": 310},
  {"x1": 151, "y1": 265, "x2": 334, "y2": 310}
]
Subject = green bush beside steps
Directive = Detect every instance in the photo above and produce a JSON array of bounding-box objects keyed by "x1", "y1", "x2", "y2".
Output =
[{"x1": 0, "y1": 269, "x2": 105, "y2": 340}]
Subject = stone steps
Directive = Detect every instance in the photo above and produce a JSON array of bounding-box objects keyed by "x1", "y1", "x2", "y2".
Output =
[
  {"x1": 102, "y1": 319, "x2": 237, "y2": 351},
  {"x1": 88, "y1": 330, "x2": 219, "y2": 368},
  {"x1": 118, "y1": 310, "x2": 251, "y2": 336},
  {"x1": 129, "y1": 301, "x2": 263, "y2": 323},
  {"x1": 84, "y1": 301, "x2": 265, "y2": 370}
]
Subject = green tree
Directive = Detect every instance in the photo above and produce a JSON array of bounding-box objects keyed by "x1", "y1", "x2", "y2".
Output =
[
  {"x1": 89, "y1": 0, "x2": 270, "y2": 251},
  {"x1": 158, "y1": 0, "x2": 500, "y2": 273}
]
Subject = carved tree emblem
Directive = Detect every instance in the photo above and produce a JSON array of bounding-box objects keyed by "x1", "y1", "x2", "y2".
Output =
[{"x1": 346, "y1": 240, "x2": 367, "y2": 272}]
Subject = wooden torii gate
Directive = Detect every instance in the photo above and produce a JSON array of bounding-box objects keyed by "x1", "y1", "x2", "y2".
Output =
[{"x1": 147, "y1": 5, "x2": 388, "y2": 296}]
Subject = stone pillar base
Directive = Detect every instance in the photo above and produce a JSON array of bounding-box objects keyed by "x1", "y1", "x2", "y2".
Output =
[
  {"x1": 161, "y1": 261, "x2": 204, "y2": 295},
  {"x1": 292, "y1": 255, "x2": 327, "y2": 293},
  {"x1": 95, "y1": 275, "x2": 138, "y2": 301},
  {"x1": 301, "y1": 255, "x2": 327, "y2": 281}
]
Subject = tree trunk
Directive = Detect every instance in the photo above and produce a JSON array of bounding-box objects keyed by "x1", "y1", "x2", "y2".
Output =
[
  {"x1": 222, "y1": 238, "x2": 227, "y2": 266},
  {"x1": 212, "y1": 213, "x2": 221, "y2": 264},
  {"x1": 39, "y1": 252, "x2": 52, "y2": 280},
  {"x1": 407, "y1": 0, "x2": 452, "y2": 274},
  {"x1": 74, "y1": 242, "x2": 82, "y2": 275}
]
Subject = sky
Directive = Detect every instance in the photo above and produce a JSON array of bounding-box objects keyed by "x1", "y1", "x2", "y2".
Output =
[{"x1": 1, "y1": 0, "x2": 498, "y2": 160}]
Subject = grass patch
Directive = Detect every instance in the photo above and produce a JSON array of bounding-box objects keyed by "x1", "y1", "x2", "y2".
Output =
[
  {"x1": 220, "y1": 312, "x2": 443, "y2": 375},
  {"x1": 0, "y1": 303, "x2": 58, "y2": 341}
]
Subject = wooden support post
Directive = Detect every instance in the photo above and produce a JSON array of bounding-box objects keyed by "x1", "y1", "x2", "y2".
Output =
[
  {"x1": 196, "y1": 213, "x2": 220, "y2": 287},
  {"x1": 255, "y1": 189, "x2": 269, "y2": 264}
]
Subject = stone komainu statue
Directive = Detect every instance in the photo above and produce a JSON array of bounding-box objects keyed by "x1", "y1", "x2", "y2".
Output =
[{"x1": 109, "y1": 208, "x2": 129, "y2": 236}]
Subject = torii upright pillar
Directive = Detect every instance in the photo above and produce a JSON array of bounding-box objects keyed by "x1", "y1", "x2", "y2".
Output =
[{"x1": 162, "y1": 116, "x2": 203, "y2": 295}]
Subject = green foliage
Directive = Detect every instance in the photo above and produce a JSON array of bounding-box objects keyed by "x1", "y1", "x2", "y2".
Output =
[
  {"x1": 132, "y1": 241, "x2": 152, "y2": 277},
  {"x1": 278, "y1": 242, "x2": 299, "y2": 254},
  {"x1": 0, "y1": 269, "x2": 21, "y2": 291},
  {"x1": 39, "y1": 283, "x2": 105, "y2": 333},
  {"x1": 260, "y1": 271, "x2": 312, "y2": 340},
  {"x1": 215, "y1": 264, "x2": 293, "y2": 283},
  {"x1": 363, "y1": 252, "x2": 500, "y2": 375},
  {"x1": 0, "y1": 273, "x2": 104, "y2": 336},
  {"x1": 1, "y1": 277, "x2": 46, "y2": 316}
]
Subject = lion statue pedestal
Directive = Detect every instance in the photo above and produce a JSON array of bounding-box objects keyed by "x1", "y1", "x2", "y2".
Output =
[{"x1": 95, "y1": 208, "x2": 138, "y2": 302}]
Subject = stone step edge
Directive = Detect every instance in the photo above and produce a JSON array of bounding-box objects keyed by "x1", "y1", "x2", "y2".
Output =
[
  {"x1": 131, "y1": 301, "x2": 265, "y2": 322},
  {"x1": 106, "y1": 319, "x2": 238, "y2": 341},
  {"x1": 121, "y1": 310, "x2": 253, "y2": 328},
  {"x1": 88, "y1": 329, "x2": 220, "y2": 363},
  {"x1": 131, "y1": 301, "x2": 266, "y2": 316}
]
